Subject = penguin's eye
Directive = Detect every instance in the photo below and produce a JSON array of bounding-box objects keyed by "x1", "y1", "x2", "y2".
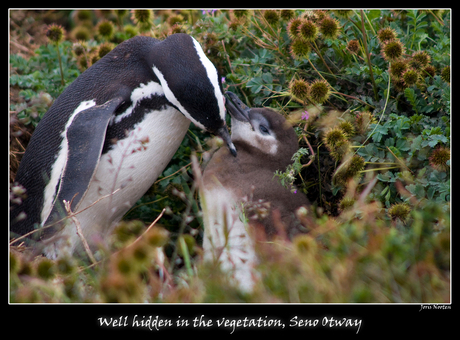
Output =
[{"x1": 259, "y1": 125, "x2": 270, "y2": 135}]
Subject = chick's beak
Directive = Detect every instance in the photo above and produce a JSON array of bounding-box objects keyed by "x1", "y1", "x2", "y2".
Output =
[{"x1": 225, "y1": 91, "x2": 252, "y2": 126}]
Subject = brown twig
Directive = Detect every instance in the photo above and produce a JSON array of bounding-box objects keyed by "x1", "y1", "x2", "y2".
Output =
[
  {"x1": 302, "y1": 132, "x2": 316, "y2": 168},
  {"x1": 221, "y1": 40, "x2": 234, "y2": 77},
  {"x1": 76, "y1": 208, "x2": 167, "y2": 274},
  {"x1": 10, "y1": 188, "x2": 121, "y2": 246},
  {"x1": 386, "y1": 146, "x2": 414, "y2": 174},
  {"x1": 64, "y1": 199, "x2": 97, "y2": 264},
  {"x1": 116, "y1": 208, "x2": 166, "y2": 253}
]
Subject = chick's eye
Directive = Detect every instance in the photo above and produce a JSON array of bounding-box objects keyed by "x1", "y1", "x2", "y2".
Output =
[{"x1": 259, "y1": 125, "x2": 270, "y2": 135}]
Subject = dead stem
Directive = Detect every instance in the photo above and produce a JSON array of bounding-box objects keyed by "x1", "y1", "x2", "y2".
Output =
[
  {"x1": 118, "y1": 208, "x2": 166, "y2": 252},
  {"x1": 10, "y1": 188, "x2": 121, "y2": 246},
  {"x1": 76, "y1": 208, "x2": 167, "y2": 273},
  {"x1": 386, "y1": 146, "x2": 414, "y2": 174},
  {"x1": 64, "y1": 199, "x2": 97, "y2": 264},
  {"x1": 302, "y1": 128, "x2": 316, "y2": 168},
  {"x1": 359, "y1": 10, "x2": 378, "y2": 101}
]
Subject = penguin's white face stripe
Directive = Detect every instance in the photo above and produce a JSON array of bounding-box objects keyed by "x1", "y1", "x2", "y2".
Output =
[
  {"x1": 112, "y1": 81, "x2": 164, "y2": 125},
  {"x1": 191, "y1": 37, "x2": 226, "y2": 123},
  {"x1": 231, "y1": 118, "x2": 279, "y2": 155},
  {"x1": 41, "y1": 100, "x2": 96, "y2": 225},
  {"x1": 152, "y1": 66, "x2": 207, "y2": 131}
]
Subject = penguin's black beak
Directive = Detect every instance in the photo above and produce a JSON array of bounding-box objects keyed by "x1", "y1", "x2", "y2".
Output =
[
  {"x1": 225, "y1": 91, "x2": 252, "y2": 126},
  {"x1": 214, "y1": 124, "x2": 237, "y2": 157}
]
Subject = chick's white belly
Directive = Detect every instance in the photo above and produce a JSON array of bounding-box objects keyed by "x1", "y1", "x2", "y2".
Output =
[
  {"x1": 201, "y1": 185, "x2": 258, "y2": 292},
  {"x1": 45, "y1": 107, "x2": 190, "y2": 258}
]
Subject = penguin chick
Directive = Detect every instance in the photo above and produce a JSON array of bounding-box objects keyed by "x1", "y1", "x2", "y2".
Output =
[{"x1": 200, "y1": 92, "x2": 310, "y2": 292}]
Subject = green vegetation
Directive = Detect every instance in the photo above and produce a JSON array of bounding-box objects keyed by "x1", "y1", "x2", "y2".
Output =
[{"x1": 10, "y1": 9, "x2": 450, "y2": 303}]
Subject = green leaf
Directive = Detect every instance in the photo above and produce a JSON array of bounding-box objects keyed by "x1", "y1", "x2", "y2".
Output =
[
  {"x1": 246, "y1": 77, "x2": 263, "y2": 94},
  {"x1": 396, "y1": 138, "x2": 410, "y2": 151},
  {"x1": 370, "y1": 123, "x2": 389, "y2": 143},
  {"x1": 19, "y1": 89, "x2": 37, "y2": 101},
  {"x1": 427, "y1": 186, "x2": 435, "y2": 200},
  {"x1": 406, "y1": 183, "x2": 426, "y2": 199},
  {"x1": 262, "y1": 72, "x2": 273, "y2": 84},
  {"x1": 388, "y1": 146, "x2": 401, "y2": 158},
  {"x1": 410, "y1": 135, "x2": 423, "y2": 152},
  {"x1": 384, "y1": 137, "x2": 395, "y2": 147},
  {"x1": 404, "y1": 87, "x2": 419, "y2": 114},
  {"x1": 380, "y1": 186, "x2": 390, "y2": 197},
  {"x1": 421, "y1": 134, "x2": 448, "y2": 148},
  {"x1": 377, "y1": 172, "x2": 396, "y2": 183}
]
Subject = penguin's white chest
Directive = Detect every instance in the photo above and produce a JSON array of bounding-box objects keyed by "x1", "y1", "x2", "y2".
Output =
[
  {"x1": 45, "y1": 106, "x2": 190, "y2": 258},
  {"x1": 84, "y1": 106, "x2": 190, "y2": 218}
]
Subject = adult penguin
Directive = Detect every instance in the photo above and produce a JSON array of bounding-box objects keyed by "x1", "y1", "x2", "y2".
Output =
[
  {"x1": 200, "y1": 91, "x2": 311, "y2": 292},
  {"x1": 10, "y1": 33, "x2": 236, "y2": 259}
]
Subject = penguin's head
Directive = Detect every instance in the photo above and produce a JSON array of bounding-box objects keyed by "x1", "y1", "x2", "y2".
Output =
[
  {"x1": 225, "y1": 91, "x2": 298, "y2": 166},
  {"x1": 150, "y1": 33, "x2": 236, "y2": 156}
]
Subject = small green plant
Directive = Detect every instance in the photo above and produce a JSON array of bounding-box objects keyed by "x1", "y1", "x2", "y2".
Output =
[
  {"x1": 10, "y1": 42, "x2": 80, "y2": 127},
  {"x1": 45, "y1": 24, "x2": 66, "y2": 86},
  {"x1": 274, "y1": 147, "x2": 310, "y2": 193}
]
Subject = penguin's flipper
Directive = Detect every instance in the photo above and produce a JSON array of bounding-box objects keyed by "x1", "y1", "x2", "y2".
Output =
[{"x1": 43, "y1": 97, "x2": 125, "y2": 234}]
